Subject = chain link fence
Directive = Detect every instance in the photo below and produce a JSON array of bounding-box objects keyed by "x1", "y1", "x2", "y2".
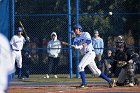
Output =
[{"x1": 12, "y1": 0, "x2": 140, "y2": 78}]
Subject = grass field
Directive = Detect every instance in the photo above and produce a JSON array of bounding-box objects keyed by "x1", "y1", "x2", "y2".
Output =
[
  {"x1": 11, "y1": 74, "x2": 140, "y2": 83},
  {"x1": 12, "y1": 74, "x2": 116, "y2": 83}
]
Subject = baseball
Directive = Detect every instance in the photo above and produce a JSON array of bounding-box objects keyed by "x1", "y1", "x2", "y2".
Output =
[{"x1": 109, "y1": 12, "x2": 112, "y2": 15}]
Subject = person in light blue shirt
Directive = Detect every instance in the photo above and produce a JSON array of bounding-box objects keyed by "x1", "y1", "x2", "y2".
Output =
[{"x1": 92, "y1": 30, "x2": 104, "y2": 69}]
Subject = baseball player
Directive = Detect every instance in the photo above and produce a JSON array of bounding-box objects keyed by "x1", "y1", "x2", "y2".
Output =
[
  {"x1": 114, "y1": 36, "x2": 139, "y2": 87},
  {"x1": 10, "y1": 27, "x2": 29, "y2": 79},
  {"x1": 0, "y1": 33, "x2": 15, "y2": 93},
  {"x1": 73, "y1": 24, "x2": 115, "y2": 88}
]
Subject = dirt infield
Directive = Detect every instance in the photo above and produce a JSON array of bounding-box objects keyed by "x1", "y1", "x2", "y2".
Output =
[{"x1": 9, "y1": 83, "x2": 140, "y2": 93}]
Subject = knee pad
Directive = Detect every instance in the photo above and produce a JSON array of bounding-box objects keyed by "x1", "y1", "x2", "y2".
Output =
[{"x1": 127, "y1": 68, "x2": 134, "y2": 76}]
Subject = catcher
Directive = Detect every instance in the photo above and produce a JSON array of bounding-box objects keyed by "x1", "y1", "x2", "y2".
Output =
[{"x1": 113, "y1": 35, "x2": 139, "y2": 87}]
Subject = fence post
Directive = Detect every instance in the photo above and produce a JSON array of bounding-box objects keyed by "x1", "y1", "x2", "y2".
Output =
[
  {"x1": 8, "y1": 0, "x2": 15, "y2": 81},
  {"x1": 75, "y1": 0, "x2": 80, "y2": 78},
  {"x1": 68, "y1": 0, "x2": 73, "y2": 78},
  {"x1": 12, "y1": 0, "x2": 15, "y2": 36}
]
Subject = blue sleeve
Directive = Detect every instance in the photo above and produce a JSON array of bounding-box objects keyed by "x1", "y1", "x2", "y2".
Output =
[
  {"x1": 86, "y1": 40, "x2": 91, "y2": 45},
  {"x1": 74, "y1": 42, "x2": 78, "y2": 45}
]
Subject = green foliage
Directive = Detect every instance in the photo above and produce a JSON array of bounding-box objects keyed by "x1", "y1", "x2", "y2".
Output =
[{"x1": 15, "y1": 0, "x2": 139, "y2": 46}]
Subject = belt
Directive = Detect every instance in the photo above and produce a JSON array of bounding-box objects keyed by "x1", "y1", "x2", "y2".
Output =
[
  {"x1": 86, "y1": 50, "x2": 94, "y2": 53},
  {"x1": 13, "y1": 49, "x2": 20, "y2": 51}
]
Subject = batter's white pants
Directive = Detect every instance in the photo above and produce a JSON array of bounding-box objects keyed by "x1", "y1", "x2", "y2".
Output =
[
  {"x1": 12, "y1": 51, "x2": 22, "y2": 68},
  {"x1": 78, "y1": 51, "x2": 101, "y2": 76}
]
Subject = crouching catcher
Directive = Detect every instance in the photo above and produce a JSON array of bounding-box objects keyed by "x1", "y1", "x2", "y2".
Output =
[{"x1": 116, "y1": 48, "x2": 139, "y2": 87}]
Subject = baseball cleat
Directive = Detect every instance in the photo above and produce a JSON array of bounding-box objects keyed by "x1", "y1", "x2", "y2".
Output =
[
  {"x1": 18, "y1": 76, "x2": 24, "y2": 80},
  {"x1": 109, "y1": 79, "x2": 115, "y2": 88},
  {"x1": 54, "y1": 75, "x2": 58, "y2": 78},
  {"x1": 46, "y1": 74, "x2": 50, "y2": 79},
  {"x1": 128, "y1": 83, "x2": 134, "y2": 87},
  {"x1": 79, "y1": 84, "x2": 87, "y2": 88}
]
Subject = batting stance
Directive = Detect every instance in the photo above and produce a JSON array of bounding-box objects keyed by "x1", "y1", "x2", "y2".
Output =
[
  {"x1": 72, "y1": 24, "x2": 115, "y2": 88},
  {"x1": 10, "y1": 27, "x2": 30, "y2": 79},
  {"x1": 0, "y1": 33, "x2": 15, "y2": 93}
]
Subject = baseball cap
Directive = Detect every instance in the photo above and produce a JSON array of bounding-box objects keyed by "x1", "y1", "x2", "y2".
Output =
[{"x1": 17, "y1": 27, "x2": 23, "y2": 32}]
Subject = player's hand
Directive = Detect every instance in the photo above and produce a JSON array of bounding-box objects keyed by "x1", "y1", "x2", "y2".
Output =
[
  {"x1": 82, "y1": 43, "x2": 87, "y2": 47},
  {"x1": 128, "y1": 59, "x2": 133, "y2": 63},
  {"x1": 26, "y1": 36, "x2": 30, "y2": 42},
  {"x1": 74, "y1": 45, "x2": 83, "y2": 49},
  {"x1": 108, "y1": 64, "x2": 112, "y2": 68}
]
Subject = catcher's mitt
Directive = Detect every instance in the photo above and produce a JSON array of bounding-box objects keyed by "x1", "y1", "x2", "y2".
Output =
[{"x1": 117, "y1": 61, "x2": 127, "y2": 67}]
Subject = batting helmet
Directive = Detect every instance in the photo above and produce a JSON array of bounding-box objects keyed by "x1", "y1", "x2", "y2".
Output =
[
  {"x1": 74, "y1": 24, "x2": 83, "y2": 32},
  {"x1": 17, "y1": 27, "x2": 23, "y2": 32}
]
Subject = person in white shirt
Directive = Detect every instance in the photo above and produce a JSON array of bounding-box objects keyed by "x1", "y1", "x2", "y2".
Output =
[
  {"x1": 10, "y1": 27, "x2": 29, "y2": 79},
  {"x1": 47, "y1": 32, "x2": 61, "y2": 78}
]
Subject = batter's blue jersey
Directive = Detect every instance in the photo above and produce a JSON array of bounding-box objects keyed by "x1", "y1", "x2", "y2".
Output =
[{"x1": 73, "y1": 32, "x2": 94, "y2": 55}]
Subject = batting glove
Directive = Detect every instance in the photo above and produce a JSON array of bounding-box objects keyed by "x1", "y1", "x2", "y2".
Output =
[
  {"x1": 74, "y1": 45, "x2": 83, "y2": 49},
  {"x1": 26, "y1": 36, "x2": 30, "y2": 42}
]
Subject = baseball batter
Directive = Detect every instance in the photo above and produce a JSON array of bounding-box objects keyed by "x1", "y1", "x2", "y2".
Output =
[
  {"x1": 10, "y1": 27, "x2": 28, "y2": 79},
  {"x1": 73, "y1": 24, "x2": 115, "y2": 88},
  {"x1": 0, "y1": 33, "x2": 15, "y2": 93}
]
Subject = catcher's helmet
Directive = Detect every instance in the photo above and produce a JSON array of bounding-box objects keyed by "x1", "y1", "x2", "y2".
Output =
[
  {"x1": 116, "y1": 35, "x2": 124, "y2": 43},
  {"x1": 74, "y1": 24, "x2": 83, "y2": 32}
]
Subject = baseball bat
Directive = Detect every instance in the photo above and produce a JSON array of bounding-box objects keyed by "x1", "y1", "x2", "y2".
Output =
[
  {"x1": 61, "y1": 41, "x2": 75, "y2": 48},
  {"x1": 19, "y1": 21, "x2": 28, "y2": 37}
]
